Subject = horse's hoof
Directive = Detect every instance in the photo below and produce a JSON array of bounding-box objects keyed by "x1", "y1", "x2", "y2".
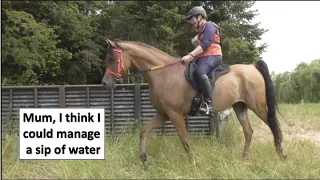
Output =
[
  {"x1": 140, "y1": 152, "x2": 153, "y2": 170},
  {"x1": 280, "y1": 154, "x2": 287, "y2": 160},
  {"x1": 242, "y1": 153, "x2": 248, "y2": 160},
  {"x1": 140, "y1": 152, "x2": 147, "y2": 163}
]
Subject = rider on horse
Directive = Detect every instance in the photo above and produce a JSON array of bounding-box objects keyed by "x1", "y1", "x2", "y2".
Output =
[{"x1": 181, "y1": 6, "x2": 223, "y2": 114}]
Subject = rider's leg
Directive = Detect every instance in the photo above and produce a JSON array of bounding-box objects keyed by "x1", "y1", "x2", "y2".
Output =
[{"x1": 195, "y1": 55, "x2": 222, "y2": 113}]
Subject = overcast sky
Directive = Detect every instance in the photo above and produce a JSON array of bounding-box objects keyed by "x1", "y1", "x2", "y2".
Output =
[{"x1": 251, "y1": 1, "x2": 320, "y2": 74}]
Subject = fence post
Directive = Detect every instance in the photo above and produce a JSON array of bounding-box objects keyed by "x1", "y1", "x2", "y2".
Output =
[
  {"x1": 9, "y1": 89, "x2": 13, "y2": 120},
  {"x1": 186, "y1": 116, "x2": 190, "y2": 132},
  {"x1": 34, "y1": 88, "x2": 38, "y2": 108},
  {"x1": 134, "y1": 83, "x2": 141, "y2": 122},
  {"x1": 59, "y1": 85, "x2": 65, "y2": 108},
  {"x1": 209, "y1": 116, "x2": 214, "y2": 136},
  {"x1": 111, "y1": 88, "x2": 115, "y2": 133},
  {"x1": 86, "y1": 87, "x2": 90, "y2": 108}
]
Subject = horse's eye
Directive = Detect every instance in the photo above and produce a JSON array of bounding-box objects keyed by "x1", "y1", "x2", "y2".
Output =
[{"x1": 109, "y1": 51, "x2": 116, "y2": 61}]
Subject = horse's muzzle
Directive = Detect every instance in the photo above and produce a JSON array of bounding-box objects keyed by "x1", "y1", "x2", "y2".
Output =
[{"x1": 102, "y1": 75, "x2": 116, "y2": 89}]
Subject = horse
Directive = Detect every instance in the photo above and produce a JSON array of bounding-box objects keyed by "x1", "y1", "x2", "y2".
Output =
[{"x1": 101, "y1": 39, "x2": 287, "y2": 166}]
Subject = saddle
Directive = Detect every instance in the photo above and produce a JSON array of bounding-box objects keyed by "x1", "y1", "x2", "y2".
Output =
[{"x1": 184, "y1": 61, "x2": 230, "y2": 116}]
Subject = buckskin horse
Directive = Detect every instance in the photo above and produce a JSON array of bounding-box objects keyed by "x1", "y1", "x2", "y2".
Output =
[{"x1": 101, "y1": 39, "x2": 287, "y2": 166}]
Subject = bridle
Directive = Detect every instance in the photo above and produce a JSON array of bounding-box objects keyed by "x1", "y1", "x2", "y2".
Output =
[
  {"x1": 105, "y1": 48, "x2": 125, "y2": 80},
  {"x1": 105, "y1": 48, "x2": 182, "y2": 81}
]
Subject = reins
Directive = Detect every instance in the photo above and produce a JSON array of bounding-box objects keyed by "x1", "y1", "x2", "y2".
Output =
[{"x1": 106, "y1": 48, "x2": 182, "y2": 81}]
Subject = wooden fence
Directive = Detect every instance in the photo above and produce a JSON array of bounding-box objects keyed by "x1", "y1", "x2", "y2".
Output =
[{"x1": 1, "y1": 84, "x2": 231, "y2": 136}]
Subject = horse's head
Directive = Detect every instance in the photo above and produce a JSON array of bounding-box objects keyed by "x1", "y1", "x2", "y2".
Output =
[
  {"x1": 102, "y1": 39, "x2": 132, "y2": 89},
  {"x1": 102, "y1": 39, "x2": 182, "y2": 89}
]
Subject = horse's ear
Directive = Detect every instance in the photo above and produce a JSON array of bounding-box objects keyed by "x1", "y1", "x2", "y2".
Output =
[{"x1": 106, "y1": 39, "x2": 118, "y2": 48}]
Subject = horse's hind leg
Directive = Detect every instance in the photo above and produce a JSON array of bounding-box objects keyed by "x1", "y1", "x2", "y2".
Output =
[
  {"x1": 139, "y1": 113, "x2": 166, "y2": 166},
  {"x1": 232, "y1": 102, "x2": 253, "y2": 159},
  {"x1": 253, "y1": 104, "x2": 287, "y2": 159}
]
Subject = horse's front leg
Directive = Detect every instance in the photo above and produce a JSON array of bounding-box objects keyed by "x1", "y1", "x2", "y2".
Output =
[
  {"x1": 139, "y1": 113, "x2": 167, "y2": 167},
  {"x1": 168, "y1": 110, "x2": 197, "y2": 165}
]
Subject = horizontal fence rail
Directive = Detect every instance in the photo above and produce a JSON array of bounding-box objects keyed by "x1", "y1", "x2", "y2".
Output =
[{"x1": 1, "y1": 84, "x2": 231, "y2": 136}]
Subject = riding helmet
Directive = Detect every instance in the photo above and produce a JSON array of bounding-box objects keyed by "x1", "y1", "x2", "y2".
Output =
[{"x1": 186, "y1": 6, "x2": 207, "y2": 20}]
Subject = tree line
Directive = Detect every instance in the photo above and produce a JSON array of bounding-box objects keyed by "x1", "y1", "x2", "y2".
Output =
[
  {"x1": 2, "y1": 1, "x2": 266, "y2": 85},
  {"x1": 272, "y1": 59, "x2": 320, "y2": 103}
]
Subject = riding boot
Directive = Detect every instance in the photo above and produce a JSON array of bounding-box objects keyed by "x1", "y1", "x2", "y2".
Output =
[{"x1": 199, "y1": 74, "x2": 214, "y2": 114}]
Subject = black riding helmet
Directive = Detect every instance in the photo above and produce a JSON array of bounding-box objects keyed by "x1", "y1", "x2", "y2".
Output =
[{"x1": 186, "y1": 6, "x2": 207, "y2": 20}]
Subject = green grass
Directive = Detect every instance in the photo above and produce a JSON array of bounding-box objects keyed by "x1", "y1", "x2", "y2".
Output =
[
  {"x1": 277, "y1": 103, "x2": 320, "y2": 130},
  {"x1": 2, "y1": 104, "x2": 320, "y2": 179}
]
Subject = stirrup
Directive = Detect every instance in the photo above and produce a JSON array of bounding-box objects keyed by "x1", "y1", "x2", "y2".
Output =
[{"x1": 199, "y1": 102, "x2": 211, "y2": 115}]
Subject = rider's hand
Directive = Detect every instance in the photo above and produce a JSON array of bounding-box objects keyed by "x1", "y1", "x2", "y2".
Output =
[{"x1": 181, "y1": 54, "x2": 194, "y2": 63}]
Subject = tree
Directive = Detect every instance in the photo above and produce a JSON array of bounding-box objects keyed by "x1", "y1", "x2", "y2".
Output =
[{"x1": 1, "y1": 9, "x2": 71, "y2": 85}]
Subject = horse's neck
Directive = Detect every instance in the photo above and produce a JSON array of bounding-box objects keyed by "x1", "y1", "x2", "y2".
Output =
[
  {"x1": 132, "y1": 51, "x2": 176, "y2": 70},
  {"x1": 128, "y1": 46, "x2": 184, "y2": 87}
]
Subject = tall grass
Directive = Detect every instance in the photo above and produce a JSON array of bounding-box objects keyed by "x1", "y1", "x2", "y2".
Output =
[{"x1": 2, "y1": 104, "x2": 320, "y2": 179}]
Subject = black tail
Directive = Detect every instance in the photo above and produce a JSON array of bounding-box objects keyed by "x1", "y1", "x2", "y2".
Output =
[{"x1": 255, "y1": 60, "x2": 283, "y2": 149}]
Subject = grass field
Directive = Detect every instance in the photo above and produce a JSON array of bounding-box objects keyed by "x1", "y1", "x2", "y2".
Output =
[{"x1": 2, "y1": 103, "x2": 320, "y2": 179}]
